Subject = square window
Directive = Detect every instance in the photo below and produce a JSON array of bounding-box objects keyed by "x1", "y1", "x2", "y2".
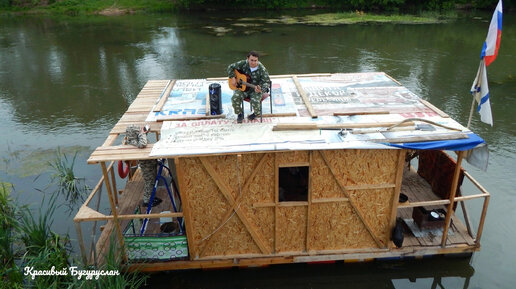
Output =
[{"x1": 278, "y1": 166, "x2": 309, "y2": 202}]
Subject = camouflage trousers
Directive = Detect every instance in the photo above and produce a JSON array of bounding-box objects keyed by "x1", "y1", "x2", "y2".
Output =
[
  {"x1": 231, "y1": 90, "x2": 262, "y2": 115},
  {"x1": 139, "y1": 159, "x2": 158, "y2": 203}
]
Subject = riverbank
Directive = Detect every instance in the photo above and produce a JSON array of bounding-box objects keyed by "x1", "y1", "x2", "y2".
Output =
[{"x1": 0, "y1": 0, "x2": 502, "y2": 17}]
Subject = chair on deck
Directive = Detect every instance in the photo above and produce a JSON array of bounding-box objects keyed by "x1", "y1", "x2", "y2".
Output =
[{"x1": 241, "y1": 80, "x2": 273, "y2": 122}]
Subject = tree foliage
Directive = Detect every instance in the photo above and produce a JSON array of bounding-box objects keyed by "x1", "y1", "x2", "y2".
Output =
[{"x1": 0, "y1": 0, "x2": 513, "y2": 12}]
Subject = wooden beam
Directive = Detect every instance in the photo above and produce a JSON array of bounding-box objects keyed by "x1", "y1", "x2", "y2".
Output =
[
  {"x1": 464, "y1": 170, "x2": 490, "y2": 195},
  {"x1": 156, "y1": 114, "x2": 226, "y2": 122},
  {"x1": 475, "y1": 194, "x2": 490, "y2": 247},
  {"x1": 278, "y1": 201, "x2": 308, "y2": 207},
  {"x1": 388, "y1": 149, "x2": 406, "y2": 249},
  {"x1": 384, "y1": 73, "x2": 402, "y2": 86},
  {"x1": 311, "y1": 197, "x2": 349, "y2": 204},
  {"x1": 397, "y1": 193, "x2": 488, "y2": 208},
  {"x1": 262, "y1": 112, "x2": 297, "y2": 118},
  {"x1": 441, "y1": 151, "x2": 464, "y2": 247},
  {"x1": 74, "y1": 205, "x2": 111, "y2": 222},
  {"x1": 306, "y1": 151, "x2": 313, "y2": 252},
  {"x1": 153, "y1": 80, "x2": 175, "y2": 112},
  {"x1": 333, "y1": 110, "x2": 390, "y2": 116},
  {"x1": 345, "y1": 183, "x2": 395, "y2": 190},
  {"x1": 274, "y1": 152, "x2": 279, "y2": 254},
  {"x1": 272, "y1": 121, "x2": 415, "y2": 131},
  {"x1": 292, "y1": 76, "x2": 317, "y2": 118},
  {"x1": 102, "y1": 134, "x2": 119, "y2": 147},
  {"x1": 199, "y1": 158, "x2": 270, "y2": 255},
  {"x1": 109, "y1": 165, "x2": 118, "y2": 205},
  {"x1": 460, "y1": 200, "x2": 474, "y2": 238},
  {"x1": 74, "y1": 221, "x2": 88, "y2": 265},
  {"x1": 318, "y1": 151, "x2": 385, "y2": 248},
  {"x1": 174, "y1": 158, "x2": 197, "y2": 260},
  {"x1": 377, "y1": 133, "x2": 468, "y2": 144},
  {"x1": 100, "y1": 162, "x2": 127, "y2": 263},
  {"x1": 82, "y1": 161, "x2": 113, "y2": 207},
  {"x1": 419, "y1": 98, "x2": 449, "y2": 118}
]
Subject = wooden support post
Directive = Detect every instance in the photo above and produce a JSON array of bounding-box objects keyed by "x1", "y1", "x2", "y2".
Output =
[
  {"x1": 89, "y1": 180, "x2": 103, "y2": 264},
  {"x1": 100, "y1": 162, "x2": 127, "y2": 262},
  {"x1": 460, "y1": 201, "x2": 474, "y2": 238},
  {"x1": 475, "y1": 194, "x2": 490, "y2": 247},
  {"x1": 174, "y1": 158, "x2": 197, "y2": 259},
  {"x1": 274, "y1": 152, "x2": 279, "y2": 254},
  {"x1": 74, "y1": 221, "x2": 88, "y2": 265},
  {"x1": 109, "y1": 163, "x2": 118, "y2": 205},
  {"x1": 441, "y1": 151, "x2": 464, "y2": 248},
  {"x1": 292, "y1": 76, "x2": 317, "y2": 118},
  {"x1": 306, "y1": 151, "x2": 313, "y2": 252},
  {"x1": 388, "y1": 149, "x2": 406, "y2": 249}
]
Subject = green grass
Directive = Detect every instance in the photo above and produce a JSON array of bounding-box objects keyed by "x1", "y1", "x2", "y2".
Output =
[
  {"x1": 265, "y1": 11, "x2": 452, "y2": 25},
  {"x1": 1, "y1": 181, "x2": 149, "y2": 288},
  {"x1": 1, "y1": 0, "x2": 178, "y2": 15},
  {"x1": 48, "y1": 148, "x2": 88, "y2": 209},
  {"x1": 0, "y1": 183, "x2": 24, "y2": 288}
]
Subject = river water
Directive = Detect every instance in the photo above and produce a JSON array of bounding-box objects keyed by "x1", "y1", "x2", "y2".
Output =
[{"x1": 1, "y1": 10, "x2": 515, "y2": 289}]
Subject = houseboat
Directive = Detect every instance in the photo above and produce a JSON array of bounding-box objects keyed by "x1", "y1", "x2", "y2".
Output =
[{"x1": 73, "y1": 72, "x2": 490, "y2": 272}]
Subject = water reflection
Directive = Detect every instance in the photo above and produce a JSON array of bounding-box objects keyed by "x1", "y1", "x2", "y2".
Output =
[{"x1": 144, "y1": 257, "x2": 474, "y2": 289}]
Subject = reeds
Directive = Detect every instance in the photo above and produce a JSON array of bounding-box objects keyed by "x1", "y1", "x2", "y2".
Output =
[
  {"x1": 48, "y1": 148, "x2": 88, "y2": 210},
  {"x1": 2, "y1": 156, "x2": 149, "y2": 288}
]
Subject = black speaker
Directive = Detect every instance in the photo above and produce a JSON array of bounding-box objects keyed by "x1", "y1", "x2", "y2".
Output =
[{"x1": 209, "y1": 83, "x2": 222, "y2": 115}]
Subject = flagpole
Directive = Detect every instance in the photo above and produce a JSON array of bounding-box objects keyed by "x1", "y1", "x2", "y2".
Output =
[
  {"x1": 467, "y1": 95, "x2": 476, "y2": 129},
  {"x1": 467, "y1": 59, "x2": 485, "y2": 129}
]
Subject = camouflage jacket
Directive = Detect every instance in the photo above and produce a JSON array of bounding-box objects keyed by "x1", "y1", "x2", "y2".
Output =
[
  {"x1": 227, "y1": 59, "x2": 270, "y2": 93},
  {"x1": 122, "y1": 125, "x2": 148, "y2": 149}
]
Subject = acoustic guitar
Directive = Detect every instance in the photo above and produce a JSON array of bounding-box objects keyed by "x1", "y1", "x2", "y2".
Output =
[{"x1": 228, "y1": 69, "x2": 257, "y2": 92}]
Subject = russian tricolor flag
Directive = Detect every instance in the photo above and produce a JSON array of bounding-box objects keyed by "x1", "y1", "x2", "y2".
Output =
[
  {"x1": 470, "y1": 0, "x2": 502, "y2": 126},
  {"x1": 482, "y1": 0, "x2": 503, "y2": 67}
]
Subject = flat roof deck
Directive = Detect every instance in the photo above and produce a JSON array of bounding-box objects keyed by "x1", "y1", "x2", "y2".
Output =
[{"x1": 88, "y1": 72, "x2": 472, "y2": 164}]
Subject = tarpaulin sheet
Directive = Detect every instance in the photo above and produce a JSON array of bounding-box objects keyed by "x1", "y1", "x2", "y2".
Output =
[{"x1": 385, "y1": 133, "x2": 485, "y2": 151}]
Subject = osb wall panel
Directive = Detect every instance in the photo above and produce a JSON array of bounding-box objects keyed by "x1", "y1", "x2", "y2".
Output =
[
  {"x1": 180, "y1": 158, "x2": 232, "y2": 248},
  {"x1": 310, "y1": 151, "x2": 344, "y2": 199},
  {"x1": 322, "y1": 150, "x2": 398, "y2": 185},
  {"x1": 308, "y1": 202, "x2": 376, "y2": 250},
  {"x1": 348, "y1": 188, "x2": 394, "y2": 245},
  {"x1": 240, "y1": 154, "x2": 275, "y2": 251},
  {"x1": 277, "y1": 206, "x2": 307, "y2": 252},
  {"x1": 199, "y1": 215, "x2": 261, "y2": 257},
  {"x1": 203, "y1": 154, "x2": 262, "y2": 201},
  {"x1": 181, "y1": 154, "x2": 276, "y2": 258},
  {"x1": 277, "y1": 151, "x2": 309, "y2": 164}
]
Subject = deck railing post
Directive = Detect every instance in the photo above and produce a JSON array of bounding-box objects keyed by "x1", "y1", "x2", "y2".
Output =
[
  {"x1": 441, "y1": 151, "x2": 464, "y2": 247},
  {"x1": 475, "y1": 194, "x2": 490, "y2": 247},
  {"x1": 101, "y1": 161, "x2": 127, "y2": 262},
  {"x1": 74, "y1": 221, "x2": 88, "y2": 265},
  {"x1": 109, "y1": 162, "x2": 119, "y2": 205},
  {"x1": 460, "y1": 200, "x2": 474, "y2": 237}
]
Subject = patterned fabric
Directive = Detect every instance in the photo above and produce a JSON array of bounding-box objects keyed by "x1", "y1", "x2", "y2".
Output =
[
  {"x1": 227, "y1": 59, "x2": 270, "y2": 115},
  {"x1": 125, "y1": 235, "x2": 188, "y2": 261}
]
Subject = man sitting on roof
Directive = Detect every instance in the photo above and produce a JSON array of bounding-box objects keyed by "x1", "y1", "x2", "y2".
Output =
[{"x1": 227, "y1": 51, "x2": 270, "y2": 123}]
